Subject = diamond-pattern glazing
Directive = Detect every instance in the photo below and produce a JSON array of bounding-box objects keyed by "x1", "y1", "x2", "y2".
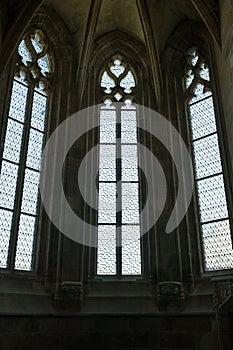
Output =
[
  {"x1": 202, "y1": 220, "x2": 233, "y2": 271},
  {"x1": 0, "y1": 161, "x2": 18, "y2": 209},
  {"x1": 14, "y1": 214, "x2": 35, "y2": 271},
  {"x1": 193, "y1": 134, "x2": 222, "y2": 179},
  {"x1": 100, "y1": 110, "x2": 116, "y2": 143},
  {"x1": 122, "y1": 183, "x2": 139, "y2": 224},
  {"x1": 189, "y1": 96, "x2": 216, "y2": 140},
  {"x1": 122, "y1": 225, "x2": 141, "y2": 275},
  {"x1": 31, "y1": 92, "x2": 47, "y2": 131},
  {"x1": 121, "y1": 110, "x2": 137, "y2": 143},
  {"x1": 21, "y1": 169, "x2": 40, "y2": 215},
  {"x1": 97, "y1": 225, "x2": 116, "y2": 275},
  {"x1": 99, "y1": 145, "x2": 116, "y2": 181},
  {"x1": 0, "y1": 209, "x2": 13, "y2": 268},
  {"x1": 3, "y1": 119, "x2": 24, "y2": 163},
  {"x1": 197, "y1": 175, "x2": 228, "y2": 223},
  {"x1": 121, "y1": 145, "x2": 138, "y2": 181},
  {"x1": 98, "y1": 183, "x2": 116, "y2": 223},
  {"x1": 8, "y1": 81, "x2": 28, "y2": 123},
  {"x1": 26, "y1": 129, "x2": 44, "y2": 171}
]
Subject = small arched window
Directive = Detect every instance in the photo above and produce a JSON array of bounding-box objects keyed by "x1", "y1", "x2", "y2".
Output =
[
  {"x1": 97, "y1": 56, "x2": 141, "y2": 276},
  {"x1": 0, "y1": 29, "x2": 53, "y2": 271},
  {"x1": 184, "y1": 49, "x2": 233, "y2": 271}
]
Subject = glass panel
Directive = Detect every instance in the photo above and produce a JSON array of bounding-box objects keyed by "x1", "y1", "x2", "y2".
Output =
[
  {"x1": 193, "y1": 134, "x2": 222, "y2": 179},
  {"x1": 98, "y1": 183, "x2": 116, "y2": 223},
  {"x1": 121, "y1": 145, "x2": 138, "y2": 181},
  {"x1": 122, "y1": 225, "x2": 141, "y2": 275},
  {"x1": 0, "y1": 161, "x2": 18, "y2": 209},
  {"x1": 3, "y1": 118, "x2": 24, "y2": 163},
  {"x1": 21, "y1": 169, "x2": 40, "y2": 215},
  {"x1": 99, "y1": 145, "x2": 116, "y2": 182},
  {"x1": 14, "y1": 214, "x2": 36, "y2": 271},
  {"x1": 202, "y1": 220, "x2": 233, "y2": 271},
  {"x1": 199, "y1": 63, "x2": 210, "y2": 81},
  {"x1": 31, "y1": 33, "x2": 43, "y2": 53},
  {"x1": 121, "y1": 110, "x2": 137, "y2": 143},
  {"x1": 18, "y1": 40, "x2": 32, "y2": 65},
  {"x1": 189, "y1": 83, "x2": 212, "y2": 104},
  {"x1": 120, "y1": 70, "x2": 135, "y2": 93},
  {"x1": 0, "y1": 209, "x2": 13, "y2": 268},
  {"x1": 26, "y1": 128, "x2": 44, "y2": 171},
  {"x1": 122, "y1": 183, "x2": 139, "y2": 224},
  {"x1": 110, "y1": 59, "x2": 125, "y2": 78},
  {"x1": 100, "y1": 109, "x2": 116, "y2": 143},
  {"x1": 197, "y1": 175, "x2": 229, "y2": 223},
  {"x1": 97, "y1": 225, "x2": 116, "y2": 275},
  {"x1": 186, "y1": 69, "x2": 194, "y2": 88},
  {"x1": 31, "y1": 92, "x2": 47, "y2": 131},
  {"x1": 8, "y1": 81, "x2": 28, "y2": 123},
  {"x1": 101, "y1": 71, "x2": 115, "y2": 94},
  {"x1": 189, "y1": 96, "x2": 216, "y2": 140},
  {"x1": 38, "y1": 55, "x2": 50, "y2": 75}
]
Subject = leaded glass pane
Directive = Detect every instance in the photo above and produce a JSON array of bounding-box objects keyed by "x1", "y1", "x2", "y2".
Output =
[
  {"x1": 0, "y1": 209, "x2": 13, "y2": 268},
  {"x1": 38, "y1": 55, "x2": 50, "y2": 76},
  {"x1": 121, "y1": 145, "x2": 138, "y2": 181},
  {"x1": 26, "y1": 129, "x2": 44, "y2": 170},
  {"x1": 98, "y1": 183, "x2": 116, "y2": 223},
  {"x1": 99, "y1": 145, "x2": 116, "y2": 181},
  {"x1": 18, "y1": 40, "x2": 32, "y2": 65},
  {"x1": 122, "y1": 225, "x2": 141, "y2": 275},
  {"x1": 110, "y1": 59, "x2": 125, "y2": 78},
  {"x1": 202, "y1": 220, "x2": 233, "y2": 271},
  {"x1": 189, "y1": 96, "x2": 216, "y2": 140},
  {"x1": 199, "y1": 63, "x2": 210, "y2": 81},
  {"x1": 120, "y1": 70, "x2": 135, "y2": 93},
  {"x1": 186, "y1": 69, "x2": 194, "y2": 88},
  {"x1": 14, "y1": 214, "x2": 35, "y2": 270},
  {"x1": 101, "y1": 71, "x2": 115, "y2": 93},
  {"x1": 21, "y1": 169, "x2": 40, "y2": 215},
  {"x1": 191, "y1": 52, "x2": 198, "y2": 66},
  {"x1": 122, "y1": 183, "x2": 140, "y2": 224},
  {"x1": 8, "y1": 81, "x2": 28, "y2": 122},
  {"x1": 31, "y1": 92, "x2": 47, "y2": 131},
  {"x1": 190, "y1": 83, "x2": 212, "y2": 104},
  {"x1": 31, "y1": 33, "x2": 43, "y2": 54},
  {"x1": 193, "y1": 134, "x2": 222, "y2": 179},
  {"x1": 197, "y1": 175, "x2": 229, "y2": 223},
  {"x1": 3, "y1": 119, "x2": 24, "y2": 163},
  {"x1": 121, "y1": 110, "x2": 137, "y2": 143},
  {"x1": 0, "y1": 161, "x2": 18, "y2": 209},
  {"x1": 97, "y1": 225, "x2": 116, "y2": 275},
  {"x1": 100, "y1": 109, "x2": 116, "y2": 143}
]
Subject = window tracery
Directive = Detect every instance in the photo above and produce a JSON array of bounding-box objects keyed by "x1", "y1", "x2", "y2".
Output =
[
  {"x1": 0, "y1": 29, "x2": 53, "y2": 271},
  {"x1": 97, "y1": 56, "x2": 141, "y2": 276},
  {"x1": 184, "y1": 49, "x2": 233, "y2": 271}
]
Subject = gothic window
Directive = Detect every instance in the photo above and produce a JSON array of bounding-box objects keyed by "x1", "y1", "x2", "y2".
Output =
[
  {"x1": 184, "y1": 49, "x2": 233, "y2": 271},
  {"x1": 0, "y1": 29, "x2": 53, "y2": 271},
  {"x1": 97, "y1": 56, "x2": 141, "y2": 276}
]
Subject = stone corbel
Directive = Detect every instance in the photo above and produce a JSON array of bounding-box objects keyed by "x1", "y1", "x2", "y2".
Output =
[
  {"x1": 55, "y1": 281, "x2": 83, "y2": 310},
  {"x1": 157, "y1": 281, "x2": 185, "y2": 311},
  {"x1": 211, "y1": 276, "x2": 233, "y2": 314}
]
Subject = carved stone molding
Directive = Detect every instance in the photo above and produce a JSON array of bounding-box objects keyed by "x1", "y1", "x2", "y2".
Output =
[
  {"x1": 212, "y1": 276, "x2": 233, "y2": 313},
  {"x1": 54, "y1": 281, "x2": 83, "y2": 311},
  {"x1": 157, "y1": 281, "x2": 185, "y2": 311}
]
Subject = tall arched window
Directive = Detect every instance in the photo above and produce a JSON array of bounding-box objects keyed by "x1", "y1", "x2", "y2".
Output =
[
  {"x1": 97, "y1": 56, "x2": 141, "y2": 276},
  {"x1": 184, "y1": 49, "x2": 233, "y2": 271},
  {"x1": 0, "y1": 29, "x2": 53, "y2": 271}
]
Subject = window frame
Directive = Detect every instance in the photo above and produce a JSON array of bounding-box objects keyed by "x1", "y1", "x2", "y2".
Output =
[{"x1": 184, "y1": 49, "x2": 233, "y2": 275}]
